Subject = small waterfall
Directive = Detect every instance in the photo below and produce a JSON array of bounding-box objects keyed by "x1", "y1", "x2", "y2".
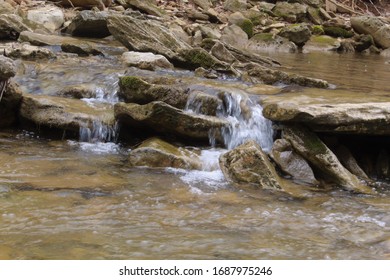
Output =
[
  {"x1": 185, "y1": 89, "x2": 273, "y2": 151},
  {"x1": 218, "y1": 91, "x2": 274, "y2": 151},
  {"x1": 79, "y1": 121, "x2": 119, "y2": 143}
]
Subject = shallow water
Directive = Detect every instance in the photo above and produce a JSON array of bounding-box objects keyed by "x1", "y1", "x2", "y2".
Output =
[{"x1": 1, "y1": 51, "x2": 390, "y2": 259}]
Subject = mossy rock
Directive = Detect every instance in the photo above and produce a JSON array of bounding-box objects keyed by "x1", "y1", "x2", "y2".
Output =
[
  {"x1": 119, "y1": 76, "x2": 151, "y2": 93},
  {"x1": 179, "y1": 47, "x2": 227, "y2": 70},
  {"x1": 312, "y1": 25, "x2": 324, "y2": 35},
  {"x1": 251, "y1": 33, "x2": 274, "y2": 42},
  {"x1": 238, "y1": 19, "x2": 254, "y2": 38},
  {"x1": 323, "y1": 26, "x2": 354, "y2": 38}
]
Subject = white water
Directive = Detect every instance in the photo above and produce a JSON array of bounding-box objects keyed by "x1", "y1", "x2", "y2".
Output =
[{"x1": 79, "y1": 121, "x2": 119, "y2": 143}]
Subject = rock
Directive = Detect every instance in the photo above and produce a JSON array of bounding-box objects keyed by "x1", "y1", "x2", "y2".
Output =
[
  {"x1": 228, "y1": 12, "x2": 254, "y2": 38},
  {"x1": 114, "y1": 101, "x2": 228, "y2": 141},
  {"x1": 282, "y1": 125, "x2": 373, "y2": 194},
  {"x1": 381, "y1": 48, "x2": 390, "y2": 57},
  {"x1": 19, "y1": 31, "x2": 88, "y2": 47},
  {"x1": 351, "y1": 16, "x2": 390, "y2": 49},
  {"x1": 126, "y1": 0, "x2": 164, "y2": 17},
  {"x1": 303, "y1": 35, "x2": 340, "y2": 52},
  {"x1": 121, "y1": 51, "x2": 173, "y2": 70},
  {"x1": 323, "y1": 26, "x2": 354, "y2": 38},
  {"x1": 247, "y1": 33, "x2": 297, "y2": 53},
  {"x1": 4, "y1": 44, "x2": 56, "y2": 60},
  {"x1": 19, "y1": 93, "x2": 114, "y2": 134},
  {"x1": 210, "y1": 41, "x2": 236, "y2": 63},
  {"x1": 185, "y1": 91, "x2": 222, "y2": 116},
  {"x1": 307, "y1": 7, "x2": 323, "y2": 25},
  {"x1": 57, "y1": 85, "x2": 97, "y2": 99},
  {"x1": 65, "y1": 10, "x2": 110, "y2": 38},
  {"x1": 187, "y1": 9, "x2": 210, "y2": 21},
  {"x1": 245, "y1": 64, "x2": 329, "y2": 88},
  {"x1": 0, "y1": 81, "x2": 22, "y2": 128},
  {"x1": 272, "y1": 2, "x2": 308, "y2": 23},
  {"x1": 61, "y1": 42, "x2": 104, "y2": 57},
  {"x1": 0, "y1": 14, "x2": 31, "y2": 40},
  {"x1": 27, "y1": 6, "x2": 65, "y2": 32},
  {"x1": 118, "y1": 76, "x2": 188, "y2": 108},
  {"x1": 279, "y1": 24, "x2": 312, "y2": 47},
  {"x1": 334, "y1": 145, "x2": 369, "y2": 180},
  {"x1": 0, "y1": 55, "x2": 16, "y2": 80},
  {"x1": 107, "y1": 14, "x2": 191, "y2": 62},
  {"x1": 194, "y1": 0, "x2": 212, "y2": 11},
  {"x1": 224, "y1": 0, "x2": 247, "y2": 12},
  {"x1": 128, "y1": 137, "x2": 202, "y2": 169},
  {"x1": 199, "y1": 25, "x2": 221, "y2": 40},
  {"x1": 219, "y1": 140, "x2": 283, "y2": 190},
  {"x1": 55, "y1": 0, "x2": 112, "y2": 10},
  {"x1": 262, "y1": 98, "x2": 390, "y2": 135},
  {"x1": 376, "y1": 149, "x2": 390, "y2": 179},
  {"x1": 270, "y1": 139, "x2": 318, "y2": 185},
  {"x1": 221, "y1": 24, "x2": 249, "y2": 49},
  {"x1": 353, "y1": 34, "x2": 374, "y2": 52},
  {"x1": 179, "y1": 47, "x2": 228, "y2": 70}
]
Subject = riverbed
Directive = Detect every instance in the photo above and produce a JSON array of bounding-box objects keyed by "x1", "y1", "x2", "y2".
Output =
[{"x1": 1, "y1": 51, "x2": 390, "y2": 259}]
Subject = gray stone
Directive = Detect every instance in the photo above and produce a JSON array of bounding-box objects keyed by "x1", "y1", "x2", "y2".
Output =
[
  {"x1": 185, "y1": 91, "x2": 222, "y2": 116},
  {"x1": 121, "y1": 51, "x2": 173, "y2": 70},
  {"x1": 27, "y1": 6, "x2": 65, "y2": 32},
  {"x1": 303, "y1": 35, "x2": 340, "y2": 52},
  {"x1": 219, "y1": 140, "x2": 283, "y2": 190},
  {"x1": 57, "y1": 85, "x2": 97, "y2": 99},
  {"x1": 126, "y1": 0, "x2": 165, "y2": 17},
  {"x1": 334, "y1": 145, "x2": 369, "y2": 180},
  {"x1": 279, "y1": 24, "x2": 312, "y2": 46},
  {"x1": 4, "y1": 44, "x2": 56, "y2": 60},
  {"x1": 114, "y1": 101, "x2": 228, "y2": 141},
  {"x1": 210, "y1": 41, "x2": 236, "y2": 63},
  {"x1": 0, "y1": 14, "x2": 31, "y2": 40},
  {"x1": 272, "y1": 2, "x2": 308, "y2": 23},
  {"x1": 128, "y1": 137, "x2": 202, "y2": 169},
  {"x1": 247, "y1": 33, "x2": 297, "y2": 53},
  {"x1": 194, "y1": 0, "x2": 212, "y2": 11},
  {"x1": 0, "y1": 55, "x2": 16, "y2": 80},
  {"x1": 270, "y1": 139, "x2": 318, "y2": 185},
  {"x1": 0, "y1": 81, "x2": 22, "y2": 128},
  {"x1": 221, "y1": 24, "x2": 249, "y2": 49},
  {"x1": 224, "y1": 0, "x2": 247, "y2": 12},
  {"x1": 65, "y1": 10, "x2": 110, "y2": 38},
  {"x1": 282, "y1": 125, "x2": 374, "y2": 194},
  {"x1": 55, "y1": 0, "x2": 112, "y2": 10},
  {"x1": 61, "y1": 42, "x2": 104, "y2": 57},
  {"x1": 351, "y1": 16, "x2": 390, "y2": 49}
]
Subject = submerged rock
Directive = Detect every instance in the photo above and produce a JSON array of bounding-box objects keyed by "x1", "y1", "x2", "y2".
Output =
[
  {"x1": 128, "y1": 137, "x2": 201, "y2": 169},
  {"x1": 19, "y1": 94, "x2": 114, "y2": 134},
  {"x1": 61, "y1": 42, "x2": 104, "y2": 57},
  {"x1": 114, "y1": 101, "x2": 228, "y2": 141},
  {"x1": 270, "y1": 139, "x2": 318, "y2": 186},
  {"x1": 282, "y1": 125, "x2": 373, "y2": 194},
  {"x1": 57, "y1": 85, "x2": 97, "y2": 99},
  {"x1": 118, "y1": 76, "x2": 188, "y2": 109},
  {"x1": 121, "y1": 51, "x2": 173, "y2": 70},
  {"x1": 219, "y1": 140, "x2": 283, "y2": 190}
]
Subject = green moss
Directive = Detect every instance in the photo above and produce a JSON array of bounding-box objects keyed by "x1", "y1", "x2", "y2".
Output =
[
  {"x1": 252, "y1": 33, "x2": 274, "y2": 42},
  {"x1": 238, "y1": 19, "x2": 254, "y2": 38},
  {"x1": 312, "y1": 25, "x2": 324, "y2": 35},
  {"x1": 323, "y1": 26, "x2": 354, "y2": 38},
  {"x1": 311, "y1": 35, "x2": 338, "y2": 45},
  {"x1": 298, "y1": 128, "x2": 328, "y2": 155},
  {"x1": 182, "y1": 48, "x2": 216, "y2": 69},
  {"x1": 119, "y1": 76, "x2": 151, "y2": 92}
]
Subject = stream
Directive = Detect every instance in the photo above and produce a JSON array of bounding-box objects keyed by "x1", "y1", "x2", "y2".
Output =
[{"x1": 1, "y1": 51, "x2": 390, "y2": 259}]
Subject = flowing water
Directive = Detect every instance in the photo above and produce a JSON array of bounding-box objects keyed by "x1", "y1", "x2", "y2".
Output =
[{"x1": 1, "y1": 51, "x2": 390, "y2": 259}]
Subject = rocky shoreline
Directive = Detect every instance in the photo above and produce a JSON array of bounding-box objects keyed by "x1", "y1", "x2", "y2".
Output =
[{"x1": 1, "y1": 0, "x2": 390, "y2": 197}]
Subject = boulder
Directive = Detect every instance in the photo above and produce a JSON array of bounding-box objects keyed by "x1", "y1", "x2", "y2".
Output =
[
  {"x1": 303, "y1": 35, "x2": 340, "y2": 52},
  {"x1": 219, "y1": 140, "x2": 283, "y2": 190},
  {"x1": 194, "y1": 0, "x2": 212, "y2": 11},
  {"x1": 224, "y1": 0, "x2": 247, "y2": 12},
  {"x1": 0, "y1": 14, "x2": 31, "y2": 40},
  {"x1": 228, "y1": 12, "x2": 254, "y2": 38},
  {"x1": 185, "y1": 91, "x2": 222, "y2": 116},
  {"x1": 282, "y1": 125, "x2": 373, "y2": 194},
  {"x1": 55, "y1": 0, "x2": 111, "y2": 10},
  {"x1": 351, "y1": 16, "x2": 390, "y2": 49},
  {"x1": 107, "y1": 14, "x2": 191, "y2": 62},
  {"x1": 65, "y1": 10, "x2": 110, "y2": 38},
  {"x1": 199, "y1": 25, "x2": 222, "y2": 40},
  {"x1": 4, "y1": 44, "x2": 56, "y2": 60},
  {"x1": 26, "y1": 6, "x2": 65, "y2": 32},
  {"x1": 270, "y1": 139, "x2": 318, "y2": 185},
  {"x1": 272, "y1": 2, "x2": 308, "y2": 23},
  {"x1": 19, "y1": 94, "x2": 114, "y2": 134},
  {"x1": 0, "y1": 81, "x2": 22, "y2": 128},
  {"x1": 262, "y1": 98, "x2": 390, "y2": 135},
  {"x1": 221, "y1": 24, "x2": 249, "y2": 49},
  {"x1": 279, "y1": 24, "x2": 312, "y2": 47},
  {"x1": 121, "y1": 51, "x2": 173, "y2": 70},
  {"x1": 114, "y1": 101, "x2": 228, "y2": 141},
  {"x1": 0, "y1": 55, "x2": 16, "y2": 80},
  {"x1": 125, "y1": 0, "x2": 165, "y2": 17},
  {"x1": 244, "y1": 64, "x2": 329, "y2": 88},
  {"x1": 178, "y1": 47, "x2": 228, "y2": 70},
  {"x1": 61, "y1": 42, "x2": 104, "y2": 57},
  {"x1": 128, "y1": 137, "x2": 202, "y2": 169},
  {"x1": 118, "y1": 76, "x2": 188, "y2": 108},
  {"x1": 247, "y1": 33, "x2": 297, "y2": 53},
  {"x1": 210, "y1": 41, "x2": 236, "y2": 63}
]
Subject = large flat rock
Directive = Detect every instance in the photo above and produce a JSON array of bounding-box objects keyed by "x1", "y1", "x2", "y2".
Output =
[{"x1": 262, "y1": 90, "x2": 390, "y2": 135}]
